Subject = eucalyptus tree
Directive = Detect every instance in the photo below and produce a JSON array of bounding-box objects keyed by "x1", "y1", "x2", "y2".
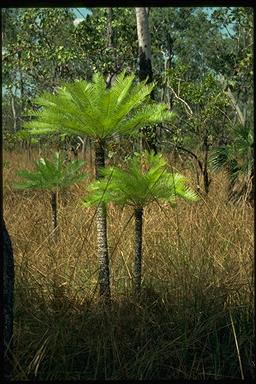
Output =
[
  {"x1": 84, "y1": 151, "x2": 198, "y2": 295},
  {"x1": 163, "y1": 66, "x2": 231, "y2": 194},
  {"x1": 23, "y1": 71, "x2": 175, "y2": 299},
  {"x1": 13, "y1": 152, "x2": 87, "y2": 241},
  {"x1": 74, "y1": 8, "x2": 138, "y2": 79},
  {"x1": 135, "y1": 7, "x2": 157, "y2": 153}
]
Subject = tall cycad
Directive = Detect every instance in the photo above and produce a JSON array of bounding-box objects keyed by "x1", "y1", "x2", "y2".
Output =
[
  {"x1": 84, "y1": 151, "x2": 198, "y2": 295},
  {"x1": 13, "y1": 152, "x2": 87, "y2": 241},
  {"x1": 24, "y1": 71, "x2": 175, "y2": 299}
]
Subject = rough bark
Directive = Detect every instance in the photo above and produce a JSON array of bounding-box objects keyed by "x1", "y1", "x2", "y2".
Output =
[
  {"x1": 134, "y1": 207, "x2": 143, "y2": 295},
  {"x1": 3, "y1": 219, "x2": 15, "y2": 380},
  {"x1": 94, "y1": 140, "x2": 111, "y2": 300}
]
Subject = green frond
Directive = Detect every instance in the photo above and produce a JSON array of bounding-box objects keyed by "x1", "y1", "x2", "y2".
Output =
[
  {"x1": 115, "y1": 103, "x2": 175, "y2": 136},
  {"x1": 24, "y1": 71, "x2": 172, "y2": 141},
  {"x1": 83, "y1": 151, "x2": 199, "y2": 209},
  {"x1": 13, "y1": 152, "x2": 87, "y2": 192}
]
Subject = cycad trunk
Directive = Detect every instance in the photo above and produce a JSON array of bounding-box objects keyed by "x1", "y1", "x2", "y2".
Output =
[
  {"x1": 95, "y1": 139, "x2": 111, "y2": 300},
  {"x1": 134, "y1": 207, "x2": 143, "y2": 295},
  {"x1": 3, "y1": 220, "x2": 15, "y2": 380}
]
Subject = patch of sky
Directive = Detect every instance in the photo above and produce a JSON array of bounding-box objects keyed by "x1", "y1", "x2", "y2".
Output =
[
  {"x1": 71, "y1": 7, "x2": 92, "y2": 26},
  {"x1": 202, "y1": 7, "x2": 236, "y2": 37}
]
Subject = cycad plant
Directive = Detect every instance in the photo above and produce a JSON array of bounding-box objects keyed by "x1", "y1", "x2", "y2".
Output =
[
  {"x1": 84, "y1": 151, "x2": 198, "y2": 295},
  {"x1": 210, "y1": 125, "x2": 253, "y2": 203},
  {"x1": 13, "y1": 152, "x2": 87, "y2": 241},
  {"x1": 24, "y1": 71, "x2": 175, "y2": 299}
]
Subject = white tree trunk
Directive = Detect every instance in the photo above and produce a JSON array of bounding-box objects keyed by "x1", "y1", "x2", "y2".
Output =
[
  {"x1": 11, "y1": 94, "x2": 17, "y2": 133},
  {"x1": 135, "y1": 7, "x2": 152, "y2": 70},
  {"x1": 135, "y1": 8, "x2": 157, "y2": 153}
]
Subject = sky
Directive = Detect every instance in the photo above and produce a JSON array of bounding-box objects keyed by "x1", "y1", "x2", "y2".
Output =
[
  {"x1": 72, "y1": 7, "x2": 91, "y2": 19},
  {"x1": 71, "y1": 7, "x2": 235, "y2": 36}
]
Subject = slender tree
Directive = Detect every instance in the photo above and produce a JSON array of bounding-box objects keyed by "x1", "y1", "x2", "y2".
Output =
[
  {"x1": 23, "y1": 71, "x2": 175, "y2": 299},
  {"x1": 13, "y1": 152, "x2": 87, "y2": 241},
  {"x1": 135, "y1": 7, "x2": 157, "y2": 153},
  {"x1": 84, "y1": 151, "x2": 198, "y2": 295}
]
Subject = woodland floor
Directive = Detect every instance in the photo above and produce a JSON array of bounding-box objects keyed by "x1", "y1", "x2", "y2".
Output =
[{"x1": 3, "y1": 148, "x2": 254, "y2": 380}]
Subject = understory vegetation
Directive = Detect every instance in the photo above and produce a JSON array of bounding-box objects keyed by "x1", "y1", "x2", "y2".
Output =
[{"x1": 4, "y1": 149, "x2": 254, "y2": 380}]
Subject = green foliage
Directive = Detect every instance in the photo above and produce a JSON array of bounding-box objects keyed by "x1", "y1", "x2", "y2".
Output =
[
  {"x1": 210, "y1": 125, "x2": 253, "y2": 184},
  {"x1": 24, "y1": 71, "x2": 175, "y2": 140},
  {"x1": 84, "y1": 151, "x2": 198, "y2": 209},
  {"x1": 74, "y1": 8, "x2": 138, "y2": 75},
  {"x1": 13, "y1": 152, "x2": 87, "y2": 191}
]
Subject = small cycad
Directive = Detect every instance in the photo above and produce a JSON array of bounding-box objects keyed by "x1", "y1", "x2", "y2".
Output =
[
  {"x1": 13, "y1": 152, "x2": 87, "y2": 241},
  {"x1": 84, "y1": 151, "x2": 199, "y2": 295}
]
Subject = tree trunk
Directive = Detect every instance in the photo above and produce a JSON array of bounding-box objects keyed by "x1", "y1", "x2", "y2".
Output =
[
  {"x1": 135, "y1": 7, "x2": 153, "y2": 84},
  {"x1": 51, "y1": 190, "x2": 58, "y2": 242},
  {"x1": 94, "y1": 139, "x2": 111, "y2": 300},
  {"x1": 18, "y1": 50, "x2": 24, "y2": 129},
  {"x1": 135, "y1": 7, "x2": 157, "y2": 154},
  {"x1": 3, "y1": 219, "x2": 15, "y2": 380},
  {"x1": 203, "y1": 135, "x2": 211, "y2": 194},
  {"x1": 11, "y1": 94, "x2": 17, "y2": 133},
  {"x1": 134, "y1": 207, "x2": 143, "y2": 295},
  {"x1": 165, "y1": 32, "x2": 174, "y2": 110}
]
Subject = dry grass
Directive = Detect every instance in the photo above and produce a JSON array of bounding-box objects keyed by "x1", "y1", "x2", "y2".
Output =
[{"x1": 3, "y1": 148, "x2": 254, "y2": 380}]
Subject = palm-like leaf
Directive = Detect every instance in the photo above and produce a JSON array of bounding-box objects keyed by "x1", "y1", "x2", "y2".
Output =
[
  {"x1": 13, "y1": 152, "x2": 87, "y2": 191},
  {"x1": 83, "y1": 151, "x2": 199, "y2": 209},
  {"x1": 210, "y1": 125, "x2": 253, "y2": 184},
  {"x1": 24, "y1": 71, "x2": 175, "y2": 140}
]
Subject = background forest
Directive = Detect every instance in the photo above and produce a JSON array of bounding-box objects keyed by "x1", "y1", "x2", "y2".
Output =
[{"x1": 2, "y1": 7, "x2": 254, "y2": 380}]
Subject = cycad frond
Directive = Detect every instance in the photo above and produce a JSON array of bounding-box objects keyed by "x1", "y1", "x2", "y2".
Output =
[
  {"x1": 83, "y1": 151, "x2": 199, "y2": 209},
  {"x1": 13, "y1": 152, "x2": 87, "y2": 191},
  {"x1": 24, "y1": 71, "x2": 174, "y2": 141}
]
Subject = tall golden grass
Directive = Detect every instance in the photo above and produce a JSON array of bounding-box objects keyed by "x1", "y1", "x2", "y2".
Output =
[{"x1": 3, "y1": 148, "x2": 254, "y2": 380}]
